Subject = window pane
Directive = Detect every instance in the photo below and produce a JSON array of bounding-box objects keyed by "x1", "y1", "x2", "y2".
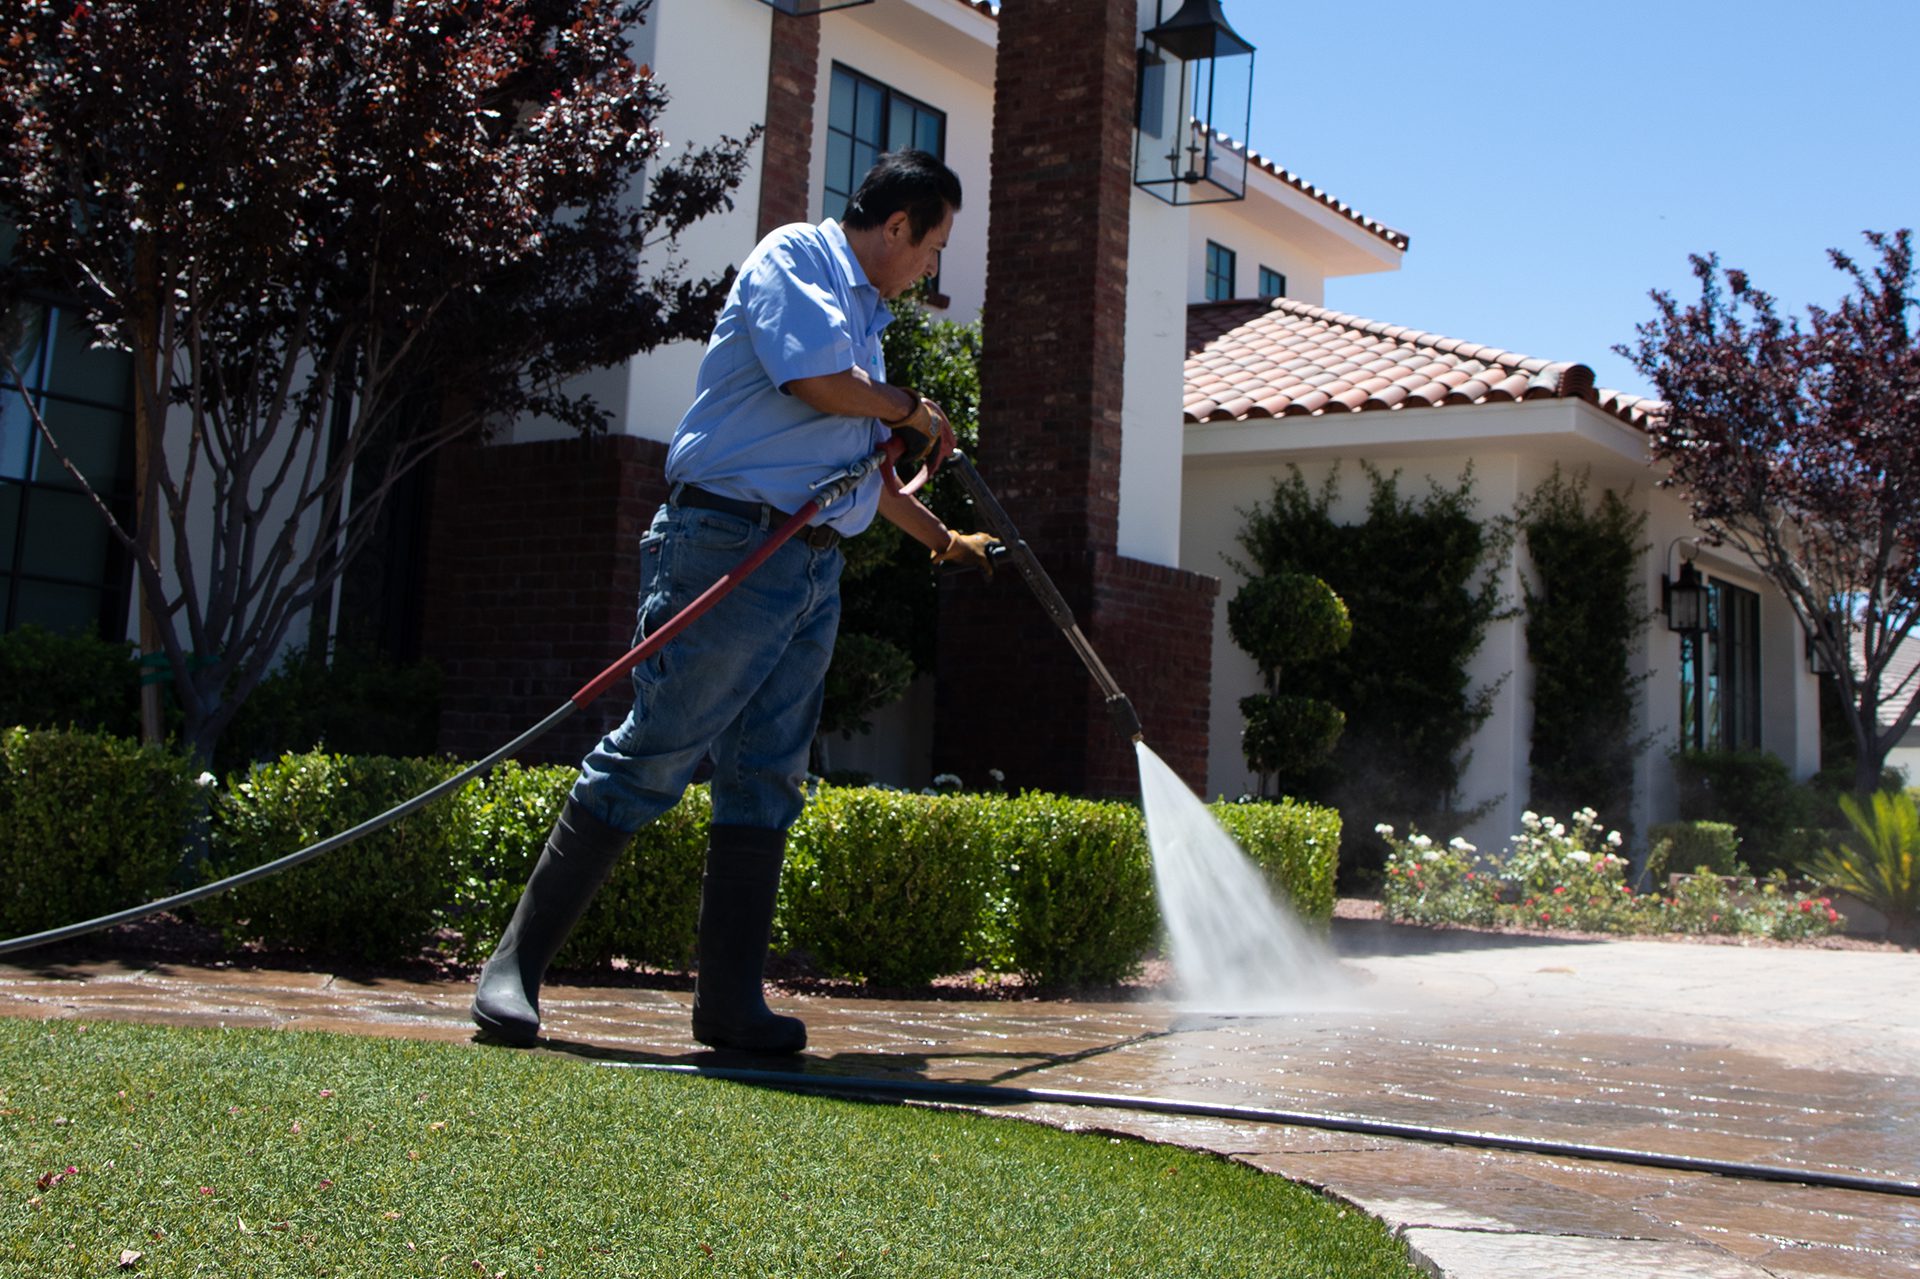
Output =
[
  {"x1": 826, "y1": 132, "x2": 852, "y2": 201},
  {"x1": 888, "y1": 98, "x2": 913, "y2": 152},
  {"x1": 829, "y1": 67, "x2": 856, "y2": 135},
  {"x1": 6, "y1": 299, "x2": 48, "y2": 380},
  {"x1": 915, "y1": 112, "x2": 942, "y2": 157},
  {"x1": 35, "y1": 397, "x2": 125, "y2": 490},
  {"x1": 0, "y1": 388, "x2": 34, "y2": 480},
  {"x1": 0, "y1": 481, "x2": 17, "y2": 567},
  {"x1": 45, "y1": 309, "x2": 131, "y2": 406},
  {"x1": 19, "y1": 486, "x2": 111, "y2": 580},
  {"x1": 12, "y1": 577, "x2": 107, "y2": 636},
  {"x1": 852, "y1": 141, "x2": 878, "y2": 187},
  {"x1": 856, "y1": 81, "x2": 884, "y2": 145}
]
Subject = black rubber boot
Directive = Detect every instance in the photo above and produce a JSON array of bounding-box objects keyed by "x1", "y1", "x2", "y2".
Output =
[
  {"x1": 471, "y1": 799, "x2": 628, "y2": 1046},
  {"x1": 691, "y1": 824, "x2": 806, "y2": 1053}
]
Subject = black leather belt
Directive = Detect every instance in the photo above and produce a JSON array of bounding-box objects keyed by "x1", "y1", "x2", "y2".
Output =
[{"x1": 670, "y1": 483, "x2": 841, "y2": 551}]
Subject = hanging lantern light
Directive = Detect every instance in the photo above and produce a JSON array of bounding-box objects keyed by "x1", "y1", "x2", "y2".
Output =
[
  {"x1": 751, "y1": 0, "x2": 874, "y2": 15},
  {"x1": 1663, "y1": 558, "x2": 1708, "y2": 635},
  {"x1": 1134, "y1": 0, "x2": 1256, "y2": 205}
]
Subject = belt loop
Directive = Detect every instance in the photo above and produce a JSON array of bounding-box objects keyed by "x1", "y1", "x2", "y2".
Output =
[{"x1": 668, "y1": 481, "x2": 686, "y2": 507}]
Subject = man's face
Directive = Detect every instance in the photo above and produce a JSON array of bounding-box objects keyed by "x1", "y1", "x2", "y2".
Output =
[{"x1": 873, "y1": 205, "x2": 954, "y2": 299}]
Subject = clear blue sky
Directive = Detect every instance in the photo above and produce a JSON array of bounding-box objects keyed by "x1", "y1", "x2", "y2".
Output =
[{"x1": 1223, "y1": 0, "x2": 1918, "y2": 399}]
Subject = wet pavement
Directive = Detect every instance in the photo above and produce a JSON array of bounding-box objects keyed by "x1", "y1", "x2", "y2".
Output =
[{"x1": 4, "y1": 921, "x2": 1916, "y2": 1279}]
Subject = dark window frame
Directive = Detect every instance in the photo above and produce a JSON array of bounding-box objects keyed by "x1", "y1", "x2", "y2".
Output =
[
  {"x1": 1258, "y1": 265, "x2": 1286, "y2": 298},
  {"x1": 1, "y1": 288, "x2": 137, "y2": 638},
  {"x1": 1679, "y1": 576, "x2": 1763, "y2": 752},
  {"x1": 1205, "y1": 241, "x2": 1236, "y2": 301},
  {"x1": 823, "y1": 62, "x2": 949, "y2": 304}
]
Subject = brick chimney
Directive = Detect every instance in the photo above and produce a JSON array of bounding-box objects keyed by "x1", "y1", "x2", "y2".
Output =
[{"x1": 935, "y1": 0, "x2": 1217, "y2": 798}]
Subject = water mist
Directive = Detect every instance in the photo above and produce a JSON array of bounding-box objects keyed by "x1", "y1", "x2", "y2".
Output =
[{"x1": 1136, "y1": 742, "x2": 1354, "y2": 1014}]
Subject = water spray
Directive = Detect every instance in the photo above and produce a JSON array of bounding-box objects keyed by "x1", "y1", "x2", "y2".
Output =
[{"x1": 945, "y1": 452, "x2": 1341, "y2": 1014}]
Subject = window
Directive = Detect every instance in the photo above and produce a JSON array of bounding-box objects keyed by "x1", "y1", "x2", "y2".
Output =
[
  {"x1": 1205, "y1": 241, "x2": 1236, "y2": 301},
  {"x1": 1258, "y1": 266, "x2": 1286, "y2": 298},
  {"x1": 1, "y1": 293, "x2": 134, "y2": 636},
  {"x1": 1, "y1": 218, "x2": 134, "y2": 637},
  {"x1": 823, "y1": 63, "x2": 946, "y2": 222},
  {"x1": 1679, "y1": 577, "x2": 1762, "y2": 752}
]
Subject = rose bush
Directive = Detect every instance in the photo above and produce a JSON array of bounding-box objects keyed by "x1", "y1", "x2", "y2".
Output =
[{"x1": 1378, "y1": 808, "x2": 1843, "y2": 941}]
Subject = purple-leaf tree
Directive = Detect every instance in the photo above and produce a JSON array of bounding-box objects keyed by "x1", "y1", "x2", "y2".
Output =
[
  {"x1": 0, "y1": 0, "x2": 751, "y2": 762},
  {"x1": 1621, "y1": 230, "x2": 1920, "y2": 796}
]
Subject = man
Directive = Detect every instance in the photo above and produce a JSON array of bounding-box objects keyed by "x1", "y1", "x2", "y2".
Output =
[{"x1": 472, "y1": 150, "x2": 994, "y2": 1053}]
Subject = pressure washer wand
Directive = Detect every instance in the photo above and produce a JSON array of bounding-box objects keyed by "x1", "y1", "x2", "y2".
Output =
[{"x1": 946, "y1": 451, "x2": 1143, "y2": 744}]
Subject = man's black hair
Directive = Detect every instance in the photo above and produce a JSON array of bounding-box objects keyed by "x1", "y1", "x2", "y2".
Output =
[{"x1": 842, "y1": 150, "x2": 962, "y2": 242}]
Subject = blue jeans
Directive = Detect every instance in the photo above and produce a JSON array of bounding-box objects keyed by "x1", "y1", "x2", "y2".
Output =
[{"x1": 571, "y1": 501, "x2": 843, "y2": 834}]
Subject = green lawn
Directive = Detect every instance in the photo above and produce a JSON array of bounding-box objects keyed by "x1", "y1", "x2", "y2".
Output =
[{"x1": 2, "y1": 1017, "x2": 1421, "y2": 1278}]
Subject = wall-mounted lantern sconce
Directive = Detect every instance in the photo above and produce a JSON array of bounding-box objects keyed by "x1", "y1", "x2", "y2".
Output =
[
  {"x1": 1805, "y1": 617, "x2": 1842, "y2": 676},
  {"x1": 751, "y1": 0, "x2": 873, "y2": 15},
  {"x1": 1134, "y1": 0, "x2": 1255, "y2": 205},
  {"x1": 1661, "y1": 541, "x2": 1708, "y2": 635}
]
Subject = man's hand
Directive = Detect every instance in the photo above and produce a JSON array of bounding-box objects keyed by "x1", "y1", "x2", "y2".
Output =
[
  {"x1": 883, "y1": 394, "x2": 955, "y2": 473},
  {"x1": 932, "y1": 530, "x2": 999, "y2": 577}
]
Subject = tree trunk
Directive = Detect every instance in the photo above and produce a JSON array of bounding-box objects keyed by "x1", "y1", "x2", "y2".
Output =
[{"x1": 129, "y1": 231, "x2": 165, "y2": 747}]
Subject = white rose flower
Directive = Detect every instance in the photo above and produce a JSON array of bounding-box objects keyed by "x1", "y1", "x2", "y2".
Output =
[
  {"x1": 1374, "y1": 823, "x2": 1395, "y2": 837},
  {"x1": 1421, "y1": 850, "x2": 1441, "y2": 862},
  {"x1": 1410, "y1": 834, "x2": 1432, "y2": 850},
  {"x1": 1521, "y1": 811, "x2": 1540, "y2": 829},
  {"x1": 1607, "y1": 830, "x2": 1624, "y2": 847},
  {"x1": 1550, "y1": 822, "x2": 1567, "y2": 839},
  {"x1": 196, "y1": 771, "x2": 218, "y2": 788},
  {"x1": 1568, "y1": 850, "x2": 1591, "y2": 864},
  {"x1": 1449, "y1": 837, "x2": 1476, "y2": 854}
]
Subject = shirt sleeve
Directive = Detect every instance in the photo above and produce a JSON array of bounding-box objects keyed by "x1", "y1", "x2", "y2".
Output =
[{"x1": 740, "y1": 235, "x2": 858, "y2": 390}]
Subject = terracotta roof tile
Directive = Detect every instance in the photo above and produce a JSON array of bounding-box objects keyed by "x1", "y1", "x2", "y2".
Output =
[{"x1": 1184, "y1": 298, "x2": 1661, "y2": 430}]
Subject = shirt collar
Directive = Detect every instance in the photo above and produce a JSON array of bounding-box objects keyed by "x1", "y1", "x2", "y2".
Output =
[{"x1": 821, "y1": 217, "x2": 891, "y2": 334}]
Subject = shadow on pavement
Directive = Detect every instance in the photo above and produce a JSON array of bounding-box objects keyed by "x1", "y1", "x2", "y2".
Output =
[{"x1": 1329, "y1": 916, "x2": 1606, "y2": 959}]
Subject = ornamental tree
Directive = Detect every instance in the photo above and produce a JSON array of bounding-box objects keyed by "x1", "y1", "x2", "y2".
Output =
[
  {"x1": 1621, "y1": 231, "x2": 1920, "y2": 797},
  {"x1": 1227, "y1": 568, "x2": 1350, "y2": 793},
  {"x1": 0, "y1": 0, "x2": 750, "y2": 762}
]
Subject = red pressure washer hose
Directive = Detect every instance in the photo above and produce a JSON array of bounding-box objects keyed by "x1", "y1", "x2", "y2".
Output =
[{"x1": 0, "y1": 438, "x2": 914, "y2": 959}]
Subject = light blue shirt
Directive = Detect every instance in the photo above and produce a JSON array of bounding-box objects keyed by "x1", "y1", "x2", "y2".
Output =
[{"x1": 664, "y1": 219, "x2": 892, "y2": 535}]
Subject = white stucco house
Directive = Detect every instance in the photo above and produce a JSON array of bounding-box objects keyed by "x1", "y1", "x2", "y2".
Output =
[{"x1": 3, "y1": 0, "x2": 1871, "y2": 849}]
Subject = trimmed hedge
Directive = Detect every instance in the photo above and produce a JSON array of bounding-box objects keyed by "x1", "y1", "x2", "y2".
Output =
[
  {"x1": 199, "y1": 752, "x2": 466, "y2": 963},
  {"x1": 1646, "y1": 820, "x2": 1742, "y2": 882},
  {"x1": 783, "y1": 788, "x2": 992, "y2": 986},
  {"x1": 983, "y1": 794, "x2": 1158, "y2": 987},
  {"x1": 0, "y1": 726, "x2": 202, "y2": 937},
  {"x1": 2, "y1": 733, "x2": 1343, "y2": 986}
]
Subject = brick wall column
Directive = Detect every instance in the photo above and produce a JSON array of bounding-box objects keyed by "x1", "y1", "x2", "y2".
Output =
[
  {"x1": 419, "y1": 436, "x2": 670, "y2": 766},
  {"x1": 935, "y1": 0, "x2": 1216, "y2": 798},
  {"x1": 756, "y1": 10, "x2": 820, "y2": 237}
]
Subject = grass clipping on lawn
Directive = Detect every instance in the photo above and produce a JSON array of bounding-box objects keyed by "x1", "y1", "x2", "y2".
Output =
[{"x1": 1, "y1": 1018, "x2": 1420, "y2": 1278}]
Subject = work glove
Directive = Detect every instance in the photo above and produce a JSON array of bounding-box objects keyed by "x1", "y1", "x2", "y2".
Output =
[
  {"x1": 883, "y1": 393, "x2": 955, "y2": 473},
  {"x1": 932, "y1": 530, "x2": 999, "y2": 578}
]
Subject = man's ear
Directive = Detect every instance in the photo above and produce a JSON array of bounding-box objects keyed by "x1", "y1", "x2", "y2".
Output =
[{"x1": 884, "y1": 209, "x2": 914, "y2": 242}]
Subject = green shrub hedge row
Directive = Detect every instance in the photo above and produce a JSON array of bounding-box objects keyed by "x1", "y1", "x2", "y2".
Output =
[{"x1": 0, "y1": 729, "x2": 1341, "y2": 987}]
